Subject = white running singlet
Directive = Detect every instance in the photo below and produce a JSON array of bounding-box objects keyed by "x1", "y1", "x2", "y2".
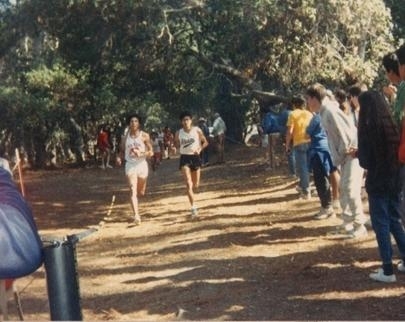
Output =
[{"x1": 179, "y1": 127, "x2": 200, "y2": 155}]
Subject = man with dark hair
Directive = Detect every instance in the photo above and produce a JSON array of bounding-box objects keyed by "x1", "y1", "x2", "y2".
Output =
[
  {"x1": 175, "y1": 111, "x2": 209, "y2": 219},
  {"x1": 116, "y1": 113, "x2": 153, "y2": 225},
  {"x1": 347, "y1": 83, "x2": 367, "y2": 128},
  {"x1": 382, "y1": 52, "x2": 401, "y2": 105}
]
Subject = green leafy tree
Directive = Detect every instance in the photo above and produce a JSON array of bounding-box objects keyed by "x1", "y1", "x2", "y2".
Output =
[
  {"x1": 0, "y1": 0, "x2": 398, "y2": 167},
  {"x1": 384, "y1": 0, "x2": 405, "y2": 42}
]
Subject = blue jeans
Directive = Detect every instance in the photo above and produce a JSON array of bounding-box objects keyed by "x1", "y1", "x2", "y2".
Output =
[
  {"x1": 287, "y1": 149, "x2": 296, "y2": 176},
  {"x1": 293, "y1": 143, "x2": 310, "y2": 194},
  {"x1": 369, "y1": 194, "x2": 405, "y2": 264}
]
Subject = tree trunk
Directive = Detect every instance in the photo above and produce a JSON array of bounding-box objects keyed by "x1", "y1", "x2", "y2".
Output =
[{"x1": 69, "y1": 117, "x2": 85, "y2": 166}]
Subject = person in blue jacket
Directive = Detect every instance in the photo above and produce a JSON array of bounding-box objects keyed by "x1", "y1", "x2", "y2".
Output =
[{"x1": 306, "y1": 107, "x2": 335, "y2": 219}]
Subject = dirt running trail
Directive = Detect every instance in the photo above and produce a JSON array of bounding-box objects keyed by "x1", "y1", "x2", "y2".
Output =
[{"x1": 6, "y1": 144, "x2": 405, "y2": 321}]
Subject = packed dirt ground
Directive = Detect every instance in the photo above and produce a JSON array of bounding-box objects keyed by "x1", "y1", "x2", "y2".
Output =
[{"x1": 4, "y1": 143, "x2": 405, "y2": 321}]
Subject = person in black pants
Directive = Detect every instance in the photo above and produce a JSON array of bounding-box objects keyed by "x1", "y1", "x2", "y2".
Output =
[{"x1": 306, "y1": 107, "x2": 336, "y2": 219}]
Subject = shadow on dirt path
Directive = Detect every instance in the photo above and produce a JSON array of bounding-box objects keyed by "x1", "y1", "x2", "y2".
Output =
[{"x1": 7, "y1": 143, "x2": 405, "y2": 321}]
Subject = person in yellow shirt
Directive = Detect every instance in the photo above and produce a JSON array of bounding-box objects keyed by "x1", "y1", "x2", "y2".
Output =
[{"x1": 285, "y1": 95, "x2": 313, "y2": 199}]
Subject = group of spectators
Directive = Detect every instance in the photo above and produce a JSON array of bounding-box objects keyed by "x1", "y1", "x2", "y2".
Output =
[{"x1": 275, "y1": 44, "x2": 405, "y2": 283}]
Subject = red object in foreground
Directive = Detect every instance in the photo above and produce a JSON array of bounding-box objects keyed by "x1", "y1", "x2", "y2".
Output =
[{"x1": 5, "y1": 279, "x2": 13, "y2": 290}]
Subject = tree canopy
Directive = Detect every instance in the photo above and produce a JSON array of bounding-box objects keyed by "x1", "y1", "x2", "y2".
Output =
[{"x1": 0, "y1": 0, "x2": 402, "y2": 168}]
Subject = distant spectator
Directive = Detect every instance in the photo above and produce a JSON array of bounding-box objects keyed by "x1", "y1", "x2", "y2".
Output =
[
  {"x1": 278, "y1": 104, "x2": 296, "y2": 177},
  {"x1": 150, "y1": 131, "x2": 163, "y2": 171},
  {"x1": 97, "y1": 124, "x2": 113, "y2": 169},
  {"x1": 212, "y1": 112, "x2": 227, "y2": 164},
  {"x1": 348, "y1": 83, "x2": 367, "y2": 128},
  {"x1": 198, "y1": 117, "x2": 210, "y2": 166},
  {"x1": 163, "y1": 126, "x2": 175, "y2": 159},
  {"x1": 285, "y1": 95, "x2": 313, "y2": 199},
  {"x1": 382, "y1": 52, "x2": 401, "y2": 105},
  {"x1": 334, "y1": 89, "x2": 351, "y2": 115}
]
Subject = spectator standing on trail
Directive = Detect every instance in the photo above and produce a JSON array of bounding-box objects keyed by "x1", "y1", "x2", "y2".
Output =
[
  {"x1": 334, "y1": 89, "x2": 351, "y2": 116},
  {"x1": 278, "y1": 104, "x2": 296, "y2": 177},
  {"x1": 163, "y1": 126, "x2": 175, "y2": 159},
  {"x1": 97, "y1": 124, "x2": 113, "y2": 169},
  {"x1": 306, "y1": 83, "x2": 367, "y2": 238},
  {"x1": 212, "y1": 112, "x2": 227, "y2": 164},
  {"x1": 116, "y1": 114, "x2": 153, "y2": 225},
  {"x1": 348, "y1": 84, "x2": 367, "y2": 128},
  {"x1": 382, "y1": 52, "x2": 401, "y2": 106},
  {"x1": 306, "y1": 99, "x2": 335, "y2": 220},
  {"x1": 174, "y1": 111, "x2": 209, "y2": 220},
  {"x1": 382, "y1": 52, "x2": 403, "y2": 221},
  {"x1": 358, "y1": 90, "x2": 405, "y2": 283},
  {"x1": 198, "y1": 117, "x2": 210, "y2": 167},
  {"x1": 150, "y1": 131, "x2": 163, "y2": 171},
  {"x1": 285, "y1": 95, "x2": 313, "y2": 199},
  {"x1": 392, "y1": 45, "x2": 405, "y2": 223}
]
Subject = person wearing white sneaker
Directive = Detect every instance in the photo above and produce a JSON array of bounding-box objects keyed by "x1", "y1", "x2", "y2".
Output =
[
  {"x1": 369, "y1": 268, "x2": 396, "y2": 283},
  {"x1": 175, "y1": 111, "x2": 209, "y2": 219},
  {"x1": 306, "y1": 97, "x2": 336, "y2": 221},
  {"x1": 397, "y1": 260, "x2": 405, "y2": 273},
  {"x1": 285, "y1": 96, "x2": 313, "y2": 200},
  {"x1": 116, "y1": 114, "x2": 153, "y2": 225},
  {"x1": 314, "y1": 206, "x2": 335, "y2": 220},
  {"x1": 306, "y1": 83, "x2": 366, "y2": 236},
  {"x1": 358, "y1": 90, "x2": 405, "y2": 282},
  {"x1": 191, "y1": 206, "x2": 198, "y2": 220},
  {"x1": 347, "y1": 224, "x2": 367, "y2": 239}
]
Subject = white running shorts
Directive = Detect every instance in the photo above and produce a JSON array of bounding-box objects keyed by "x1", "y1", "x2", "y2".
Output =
[{"x1": 125, "y1": 160, "x2": 149, "y2": 178}]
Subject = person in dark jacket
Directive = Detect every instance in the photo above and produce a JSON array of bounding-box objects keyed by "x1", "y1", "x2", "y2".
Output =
[{"x1": 358, "y1": 90, "x2": 405, "y2": 283}]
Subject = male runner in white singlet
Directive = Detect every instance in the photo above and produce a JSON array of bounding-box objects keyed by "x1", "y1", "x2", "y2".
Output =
[
  {"x1": 117, "y1": 114, "x2": 153, "y2": 225},
  {"x1": 175, "y1": 111, "x2": 209, "y2": 219}
]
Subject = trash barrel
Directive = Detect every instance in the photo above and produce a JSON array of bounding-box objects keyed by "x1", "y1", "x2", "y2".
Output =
[{"x1": 43, "y1": 235, "x2": 83, "y2": 321}]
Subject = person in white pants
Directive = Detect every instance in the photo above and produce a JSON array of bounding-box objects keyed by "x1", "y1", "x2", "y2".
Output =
[{"x1": 306, "y1": 83, "x2": 367, "y2": 238}]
